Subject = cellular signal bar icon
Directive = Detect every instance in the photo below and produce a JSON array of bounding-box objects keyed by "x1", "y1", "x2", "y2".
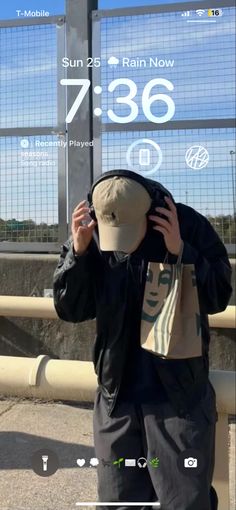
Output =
[{"x1": 181, "y1": 11, "x2": 190, "y2": 16}]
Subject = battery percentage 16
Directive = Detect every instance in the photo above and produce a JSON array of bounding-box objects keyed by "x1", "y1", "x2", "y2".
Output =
[{"x1": 208, "y1": 9, "x2": 223, "y2": 16}]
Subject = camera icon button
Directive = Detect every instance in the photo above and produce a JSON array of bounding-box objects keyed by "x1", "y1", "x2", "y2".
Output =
[{"x1": 177, "y1": 448, "x2": 204, "y2": 476}]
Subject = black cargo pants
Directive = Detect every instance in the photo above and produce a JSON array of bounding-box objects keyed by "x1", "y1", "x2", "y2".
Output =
[{"x1": 93, "y1": 382, "x2": 218, "y2": 510}]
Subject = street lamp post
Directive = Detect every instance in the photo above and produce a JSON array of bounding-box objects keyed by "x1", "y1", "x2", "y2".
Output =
[
  {"x1": 185, "y1": 191, "x2": 188, "y2": 205},
  {"x1": 230, "y1": 150, "x2": 235, "y2": 216}
]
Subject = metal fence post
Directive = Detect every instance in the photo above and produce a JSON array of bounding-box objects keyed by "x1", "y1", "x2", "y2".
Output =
[{"x1": 66, "y1": 0, "x2": 98, "y2": 237}]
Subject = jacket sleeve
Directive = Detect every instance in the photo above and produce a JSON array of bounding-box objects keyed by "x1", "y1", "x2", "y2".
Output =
[
  {"x1": 53, "y1": 237, "x2": 96, "y2": 323},
  {"x1": 179, "y1": 206, "x2": 232, "y2": 315}
]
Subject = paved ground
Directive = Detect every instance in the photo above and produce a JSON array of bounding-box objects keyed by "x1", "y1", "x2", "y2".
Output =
[
  {"x1": 0, "y1": 398, "x2": 97, "y2": 510},
  {"x1": 0, "y1": 398, "x2": 235, "y2": 510}
]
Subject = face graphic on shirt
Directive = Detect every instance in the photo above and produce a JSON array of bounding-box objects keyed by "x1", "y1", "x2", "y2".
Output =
[{"x1": 141, "y1": 264, "x2": 174, "y2": 323}]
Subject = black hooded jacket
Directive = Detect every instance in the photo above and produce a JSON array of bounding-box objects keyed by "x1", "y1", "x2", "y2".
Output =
[{"x1": 53, "y1": 189, "x2": 232, "y2": 417}]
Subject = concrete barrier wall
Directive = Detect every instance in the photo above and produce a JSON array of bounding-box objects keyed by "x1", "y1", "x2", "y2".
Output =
[{"x1": 0, "y1": 253, "x2": 235, "y2": 370}]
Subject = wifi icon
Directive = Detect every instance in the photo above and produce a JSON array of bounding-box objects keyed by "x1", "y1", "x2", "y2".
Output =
[{"x1": 196, "y1": 9, "x2": 205, "y2": 16}]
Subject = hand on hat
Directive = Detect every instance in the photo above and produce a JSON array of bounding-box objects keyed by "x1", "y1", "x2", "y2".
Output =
[
  {"x1": 71, "y1": 200, "x2": 97, "y2": 255},
  {"x1": 149, "y1": 197, "x2": 183, "y2": 256}
]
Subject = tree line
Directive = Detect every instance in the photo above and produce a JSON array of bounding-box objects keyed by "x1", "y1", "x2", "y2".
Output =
[
  {"x1": 0, "y1": 214, "x2": 235, "y2": 244},
  {"x1": 0, "y1": 219, "x2": 58, "y2": 243}
]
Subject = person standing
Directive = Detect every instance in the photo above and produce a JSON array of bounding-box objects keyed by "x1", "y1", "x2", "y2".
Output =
[{"x1": 53, "y1": 170, "x2": 232, "y2": 510}]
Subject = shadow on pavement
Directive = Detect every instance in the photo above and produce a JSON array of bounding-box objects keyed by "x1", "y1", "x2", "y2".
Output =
[{"x1": 0, "y1": 431, "x2": 95, "y2": 470}]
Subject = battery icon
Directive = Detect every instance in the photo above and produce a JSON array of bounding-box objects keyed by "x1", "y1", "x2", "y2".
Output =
[{"x1": 208, "y1": 8, "x2": 223, "y2": 16}]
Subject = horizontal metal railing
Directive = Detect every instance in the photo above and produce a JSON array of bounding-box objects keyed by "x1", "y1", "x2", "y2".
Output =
[{"x1": 0, "y1": 296, "x2": 235, "y2": 328}]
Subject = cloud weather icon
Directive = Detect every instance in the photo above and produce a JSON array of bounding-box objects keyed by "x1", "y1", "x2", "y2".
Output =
[
  {"x1": 108, "y1": 56, "x2": 119, "y2": 67},
  {"x1": 90, "y1": 458, "x2": 99, "y2": 467}
]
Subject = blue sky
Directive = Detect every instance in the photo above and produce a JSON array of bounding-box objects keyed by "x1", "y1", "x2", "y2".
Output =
[
  {"x1": 0, "y1": 0, "x2": 64, "y2": 19},
  {"x1": 0, "y1": 2, "x2": 235, "y2": 225},
  {"x1": 0, "y1": 0, "x2": 206, "y2": 20}
]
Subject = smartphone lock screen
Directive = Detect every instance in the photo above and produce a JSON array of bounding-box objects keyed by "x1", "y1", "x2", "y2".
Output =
[{"x1": 0, "y1": 1, "x2": 235, "y2": 509}]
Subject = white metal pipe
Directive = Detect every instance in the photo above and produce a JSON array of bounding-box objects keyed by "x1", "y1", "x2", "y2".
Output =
[
  {"x1": 0, "y1": 296, "x2": 235, "y2": 328},
  {"x1": 0, "y1": 355, "x2": 97, "y2": 402},
  {"x1": 0, "y1": 356, "x2": 235, "y2": 415},
  {"x1": 0, "y1": 296, "x2": 56, "y2": 319},
  {"x1": 208, "y1": 306, "x2": 235, "y2": 329},
  {"x1": 209, "y1": 370, "x2": 236, "y2": 415},
  {"x1": 214, "y1": 413, "x2": 230, "y2": 510}
]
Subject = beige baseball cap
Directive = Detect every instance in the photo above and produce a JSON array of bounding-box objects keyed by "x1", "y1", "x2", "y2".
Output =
[{"x1": 92, "y1": 176, "x2": 152, "y2": 252}]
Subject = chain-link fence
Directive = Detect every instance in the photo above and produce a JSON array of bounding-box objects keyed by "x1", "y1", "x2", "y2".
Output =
[
  {"x1": 92, "y1": 2, "x2": 236, "y2": 252},
  {"x1": 0, "y1": 16, "x2": 66, "y2": 251},
  {"x1": 0, "y1": 1, "x2": 235, "y2": 252}
]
